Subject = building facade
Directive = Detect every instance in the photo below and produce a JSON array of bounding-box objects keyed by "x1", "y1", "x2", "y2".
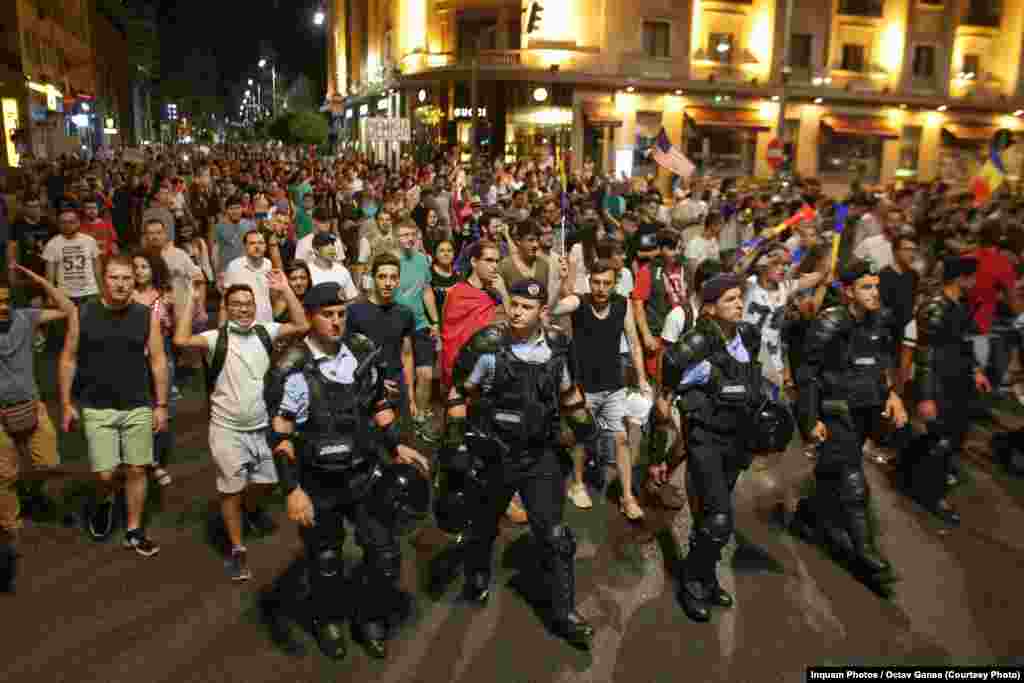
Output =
[
  {"x1": 327, "y1": 0, "x2": 1024, "y2": 188},
  {"x1": 0, "y1": 0, "x2": 133, "y2": 169}
]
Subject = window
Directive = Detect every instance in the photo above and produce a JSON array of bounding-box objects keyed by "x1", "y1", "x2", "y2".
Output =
[
  {"x1": 841, "y1": 44, "x2": 866, "y2": 72},
  {"x1": 839, "y1": 0, "x2": 883, "y2": 17},
  {"x1": 899, "y1": 126, "x2": 922, "y2": 176},
  {"x1": 457, "y1": 17, "x2": 498, "y2": 58},
  {"x1": 709, "y1": 33, "x2": 734, "y2": 64},
  {"x1": 791, "y1": 34, "x2": 813, "y2": 69},
  {"x1": 965, "y1": 0, "x2": 1000, "y2": 26},
  {"x1": 912, "y1": 45, "x2": 935, "y2": 77},
  {"x1": 642, "y1": 21, "x2": 670, "y2": 58},
  {"x1": 962, "y1": 54, "x2": 980, "y2": 78},
  {"x1": 819, "y1": 126, "x2": 883, "y2": 182}
]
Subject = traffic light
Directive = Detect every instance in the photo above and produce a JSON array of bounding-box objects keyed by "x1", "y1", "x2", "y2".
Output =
[{"x1": 527, "y1": 2, "x2": 543, "y2": 34}]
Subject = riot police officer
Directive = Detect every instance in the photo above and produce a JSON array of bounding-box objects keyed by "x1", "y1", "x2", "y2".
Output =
[
  {"x1": 792, "y1": 260, "x2": 909, "y2": 589},
  {"x1": 440, "y1": 278, "x2": 596, "y2": 649},
  {"x1": 267, "y1": 283, "x2": 429, "y2": 660},
  {"x1": 901, "y1": 256, "x2": 988, "y2": 525},
  {"x1": 660, "y1": 274, "x2": 763, "y2": 623}
]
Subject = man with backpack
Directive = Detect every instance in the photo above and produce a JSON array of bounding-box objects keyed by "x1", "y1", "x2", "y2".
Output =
[{"x1": 173, "y1": 276, "x2": 308, "y2": 581}]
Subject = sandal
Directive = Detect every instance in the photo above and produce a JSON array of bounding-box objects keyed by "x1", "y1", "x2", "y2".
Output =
[
  {"x1": 620, "y1": 497, "x2": 645, "y2": 522},
  {"x1": 151, "y1": 467, "x2": 173, "y2": 487}
]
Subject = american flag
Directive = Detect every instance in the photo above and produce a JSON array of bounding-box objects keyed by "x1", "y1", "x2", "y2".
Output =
[{"x1": 649, "y1": 128, "x2": 695, "y2": 179}]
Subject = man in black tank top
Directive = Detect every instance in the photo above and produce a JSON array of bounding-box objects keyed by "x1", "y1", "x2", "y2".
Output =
[
  {"x1": 60, "y1": 255, "x2": 169, "y2": 556},
  {"x1": 551, "y1": 260, "x2": 650, "y2": 520}
]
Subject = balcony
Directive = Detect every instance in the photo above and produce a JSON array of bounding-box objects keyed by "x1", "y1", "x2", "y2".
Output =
[
  {"x1": 962, "y1": 12, "x2": 1001, "y2": 28},
  {"x1": 400, "y1": 47, "x2": 596, "y2": 76},
  {"x1": 620, "y1": 53, "x2": 686, "y2": 81}
]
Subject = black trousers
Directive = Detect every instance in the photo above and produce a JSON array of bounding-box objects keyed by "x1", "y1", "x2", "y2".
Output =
[
  {"x1": 462, "y1": 447, "x2": 568, "y2": 578},
  {"x1": 684, "y1": 424, "x2": 751, "y2": 583},
  {"x1": 300, "y1": 471, "x2": 402, "y2": 626},
  {"x1": 901, "y1": 378, "x2": 972, "y2": 506}
]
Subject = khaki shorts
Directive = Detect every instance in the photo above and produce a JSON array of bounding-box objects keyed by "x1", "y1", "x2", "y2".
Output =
[
  {"x1": 208, "y1": 423, "x2": 278, "y2": 494},
  {"x1": 82, "y1": 407, "x2": 154, "y2": 472},
  {"x1": 0, "y1": 402, "x2": 60, "y2": 533}
]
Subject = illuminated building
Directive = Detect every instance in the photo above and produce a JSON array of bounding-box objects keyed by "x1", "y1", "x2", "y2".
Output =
[{"x1": 327, "y1": 0, "x2": 1024, "y2": 189}]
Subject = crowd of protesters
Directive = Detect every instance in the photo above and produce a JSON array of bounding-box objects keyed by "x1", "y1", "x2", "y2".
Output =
[{"x1": 2, "y1": 142, "x2": 1023, "y2": 594}]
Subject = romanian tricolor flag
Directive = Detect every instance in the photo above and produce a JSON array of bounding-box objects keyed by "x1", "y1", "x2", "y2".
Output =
[{"x1": 971, "y1": 129, "x2": 1014, "y2": 205}]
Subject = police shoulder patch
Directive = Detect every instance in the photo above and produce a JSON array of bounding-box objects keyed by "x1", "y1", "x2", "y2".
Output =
[
  {"x1": 346, "y1": 332, "x2": 379, "y2": 364},
  {"x1": 468, "y1": 322, "x2": 508, "y2": 355}
]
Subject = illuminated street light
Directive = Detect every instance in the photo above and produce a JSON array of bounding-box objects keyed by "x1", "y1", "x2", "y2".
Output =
[
  {"x1": 258, "y1": 58, "x2": 267, "y2": 68},
  {"x1": 313, "y1": 9, "x2": 325, "y2": 25},
  {"x1": 248, "y1": 79, "x2": 253, "y2": 86}
]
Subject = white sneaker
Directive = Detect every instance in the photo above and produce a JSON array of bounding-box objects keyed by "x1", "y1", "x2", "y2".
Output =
[{"x1": 568, "y1": 483, "x2": 593, "y2": 509}]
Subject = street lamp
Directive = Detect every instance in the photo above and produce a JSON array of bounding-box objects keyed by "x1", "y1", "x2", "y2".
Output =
[
  {"x1": 313, "y1": 8, "x2": 325, "y2": 26},
  {"x1": 259, "y1": 58, "x2": 278, "y2": 118}
]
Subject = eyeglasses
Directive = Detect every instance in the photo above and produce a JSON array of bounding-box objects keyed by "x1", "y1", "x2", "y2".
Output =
[{"x1": 226, "y1": 301, "x2": 255, "y2": 310}]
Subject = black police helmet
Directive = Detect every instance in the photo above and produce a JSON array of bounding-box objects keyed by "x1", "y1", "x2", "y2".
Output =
[
  {"x1": 750, "y1": 399, "x2": 795, "y2": 453},
  {"x1": 370, "y1": 463, "x2": 430, "y2": 535}
]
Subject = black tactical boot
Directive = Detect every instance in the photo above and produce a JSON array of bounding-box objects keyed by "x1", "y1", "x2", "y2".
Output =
[
  {"x1": 678, "y1": 578, "x2": 712, "y2": 622},
  {"x1": 312, "y1": 617, "x2": 347, "y2": 660},
  {"x1": 707, "y1": 576, "x2": 734, "y2": 608},
  {"x1": 846, "y1": 508, "x2": 890, "y2": 576},
  {"x1": 547, "y1": 528, "x2": 594, "y2": 649}
]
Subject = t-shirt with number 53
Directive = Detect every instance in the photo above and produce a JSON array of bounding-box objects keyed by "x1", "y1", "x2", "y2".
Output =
[{"x1": 42, "y1": 233, "x2": 101, "y2": 298}]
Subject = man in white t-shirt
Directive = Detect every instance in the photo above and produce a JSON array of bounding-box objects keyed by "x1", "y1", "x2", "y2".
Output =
[
  {"x1": 141, "y1": 217, "x2": 207, "y2": 315},
  {"x1": 172, "y1": 272, "x2": 308, "y2": 582},
  {"x1": 295, "y1": 208, "x2": 347, "y2": 265},
  {"x1": 853, "y1": 207, "x2": 904, "y2": 272},
  {"x1": 307, "y1": 232, "x2": 360, "y2": 300},
  {"x1": 684, "y1": 214, "x2": 722, "y2": 270},
  {"x1": 43, "y1": 203, "x2": 102, "y2": 303},
  {"x1": 224, "y1": 229, "x2": 274, "y2": 323}
]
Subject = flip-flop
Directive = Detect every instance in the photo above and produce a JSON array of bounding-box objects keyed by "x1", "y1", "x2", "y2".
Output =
[{"x1": 151, "y1": 467, "x2": 173, "y2": 487}]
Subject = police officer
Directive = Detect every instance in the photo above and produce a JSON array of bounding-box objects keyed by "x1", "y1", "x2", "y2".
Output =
[
  {"x1": 267, "y1": 282, "x2": 429, "y2": 660},
  {"x1": 901, "y1": 256, "x2": 988, "y2": 525},
  {"x1": 659, "y1": 274, "x2": 762, "y2": 623},
  {"x1": 792, "y1": 259, "x2": 909, "y2": 588},
  {"x1": 440, "y1": 278, "x2": 596, "y2": 649}
]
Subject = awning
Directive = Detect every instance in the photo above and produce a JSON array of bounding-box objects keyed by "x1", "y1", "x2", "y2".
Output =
[
  {"x1": 943, "y1": 123, "x2": 1000, "y2": 142},
  {"x1": 822, "y1": 115, "x2": 899, "y2": 138},
  {"x1": 582, "y1": 103, "x2": 621, "y2": 128},
  {"x1": 685, "y1": 107, "x2": 769, "y2": 130}
]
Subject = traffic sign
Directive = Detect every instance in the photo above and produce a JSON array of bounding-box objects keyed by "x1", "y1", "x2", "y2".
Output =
[{"x1": 767, "y1": 137, "x2": 784, "y2": 170}]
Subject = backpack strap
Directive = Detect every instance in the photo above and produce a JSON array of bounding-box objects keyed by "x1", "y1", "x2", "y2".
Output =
[
  {"x1": 204, "y1": 324, "x2": 230, "y2": 396},
  {"x1": 252, "y1": 324, "x2": 274, "y2": 359}
]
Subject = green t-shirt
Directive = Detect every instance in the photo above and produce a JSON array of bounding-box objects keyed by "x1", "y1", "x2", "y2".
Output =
[
  {"x1": 395, "y1": 251, "x2": 432, "y2": 331},
  {"x1": 294, "y1": 205, "x2": 314, "y2": 239}
]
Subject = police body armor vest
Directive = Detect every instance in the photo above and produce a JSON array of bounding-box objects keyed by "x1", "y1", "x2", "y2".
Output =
[
  {"x1": 302, "y1": 366, "x2": 371, "y2": 473},
  {"x1": 669, "y1": 319, "x2": 762, "y2": 434},
  {"x1": 821, "y1": 308, "x2": 889, "y2": 409},
  {"x1": 487, "y1": 341, "x2": 567, "y2": 446}
]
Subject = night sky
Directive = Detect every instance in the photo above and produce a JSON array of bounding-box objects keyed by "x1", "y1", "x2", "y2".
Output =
[{"x1": 155, "y1": 0, "x2": 327, "y2": 106}]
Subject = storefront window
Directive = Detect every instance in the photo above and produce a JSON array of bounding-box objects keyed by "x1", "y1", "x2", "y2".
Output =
[
  {"x1": 818, "y1": 128, "x2": 883, "y2": 182},
  {"x1": 938, "y1": 132, "x2": 985, "y2": 186},
  {"x1": 686, "y1": 128, "x2": 755, "y2": 176},
  {"x1": 898, "y1": 126, "x2": 922, "y2": 177}
]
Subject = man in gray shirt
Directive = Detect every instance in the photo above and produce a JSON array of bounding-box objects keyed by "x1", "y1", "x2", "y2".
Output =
[
  {"x1": 0, "y1": 265, "x2": 77, "y2": 592},
  {"x1": 213, "y1": 195, "x2": 254, "y2": 290},
  {"x1": 141, "y1": 186, "x2": 176, "y2": 244}
]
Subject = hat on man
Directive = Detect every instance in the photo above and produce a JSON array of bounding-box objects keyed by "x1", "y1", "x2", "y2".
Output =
[
  {"x1": 942, "y1": 256, "x2": 978, "y2": 282},
  {"x1": 838, "y1": 259, "x2": 878, "y2": 285},
  {"x1": 312, "y1": 231, "x2": 336, "y2": 248},
  {"x1": 700, "y1": 274, "x2": 743, "y2": 305},
  {"x1": 507, "y1": 278, "x2": 548, "y2": 302},
  {"x1": 304, "y1": 282, "x2": 347, "y2": 310}
]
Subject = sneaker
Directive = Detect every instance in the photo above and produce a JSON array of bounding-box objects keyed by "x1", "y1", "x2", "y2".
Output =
[
  {"x1": 227, "y1": 547, "x2": 252, "y2": 582},
  {"x1": 89, "y1": 498, "x2": 115, "y2": 541},
  {"x1": 568, "y1": 483, "x2": 593, "y2": 509},
  {"x1": 123, "y1": 529, "x2": 160, "y2": 557}
]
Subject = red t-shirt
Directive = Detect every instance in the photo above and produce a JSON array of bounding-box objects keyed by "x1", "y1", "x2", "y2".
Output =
[
  {"x1": 967, "y1": 246, "x2": 1016, "y2": 334},
  {"x1": 80, "y1": 219, "x2": 119, "y2": 257},
  {"x1": 631, "y1": 261, "x2": 686, "y2": 309}
]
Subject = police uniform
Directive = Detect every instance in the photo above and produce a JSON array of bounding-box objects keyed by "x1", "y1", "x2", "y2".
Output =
[
  {"x1": 793, "y1": 261, "x2": 908, "y2": 583},
  {"x1": 440, "y1": 278, "x2": 596, "y2": 648},
  {"x1": 266, "y1": 283, "x2": 408, "y2": 660},
  {"x1": 660, "y1": 274, "x2": 762, "y2": 623},
  {"x1": 900, "y1": 256, "x2": 979, "y2": 525}
]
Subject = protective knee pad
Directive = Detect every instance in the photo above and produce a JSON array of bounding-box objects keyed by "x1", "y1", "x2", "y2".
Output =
[
  {"x1": 838, "y1": 468, "x2": 868, "y2": 508},
  {"x1": 543, "y1": 524, "x2": 577, "y2": 559},
  {"x1": 315, "y1": 546, "x2": 342, "y2": 578},
  {"x1": 930, "y1": 437, "x2": 955, "y2": 462},
  {"x1": 703, "y1": 512, "x2": 733, "y2": 544}
]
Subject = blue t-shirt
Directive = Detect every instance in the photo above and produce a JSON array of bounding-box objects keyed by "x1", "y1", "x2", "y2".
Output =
[{"x1": 395, "y1": 252, "x2": 432, "y2": 331}]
